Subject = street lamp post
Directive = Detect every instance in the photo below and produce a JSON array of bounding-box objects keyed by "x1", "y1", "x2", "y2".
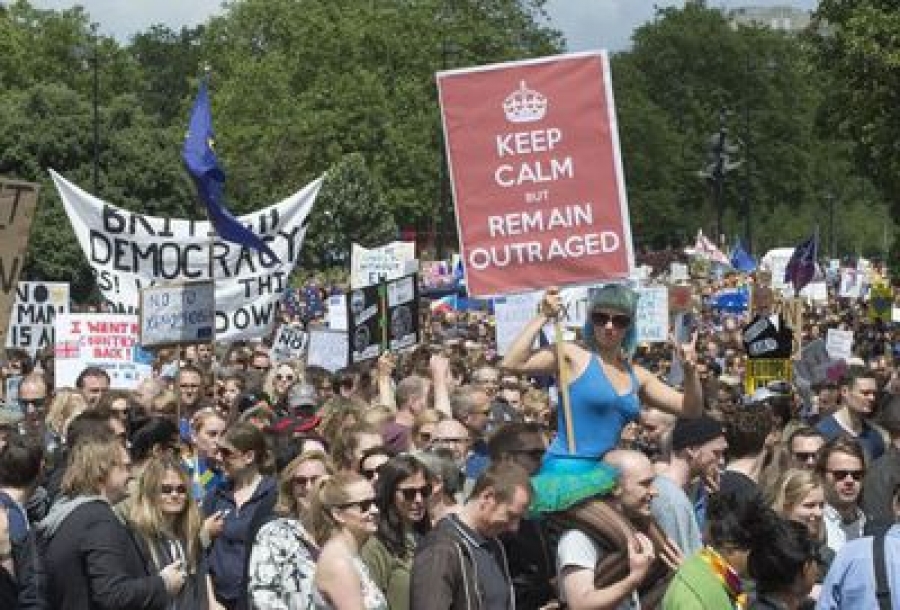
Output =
[
  {"x1": 91, "y1": 37, "x2": 99, "y2": 193},
  {"x1": 700, "y1": 109, "x2": 741, "y2": 247},
  {"x1": 825, "y1": 192, "x2": 836, "y2": 260}
]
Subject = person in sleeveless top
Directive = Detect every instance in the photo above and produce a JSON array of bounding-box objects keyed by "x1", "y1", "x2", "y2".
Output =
[
  {"x1": 308, "y1": 473, "x2": 388, "y2": 610},
  {"x1": 501, "y1": 284, "x2": 704, "y2": 513}
]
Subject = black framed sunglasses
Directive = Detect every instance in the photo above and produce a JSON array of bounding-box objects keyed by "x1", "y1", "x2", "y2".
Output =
[
  {"x1": 828, "y1": 469, "x2": 864, "y2": 482},
  {"x1": 398, "y1": 484, "x2": 433, "y2": 502},
  {"x1": 591, "y1": 311, "x2": 631, "y2": 329},
  {"x1": 160, "y1": 484, "x2": 187, "y2": 495}
]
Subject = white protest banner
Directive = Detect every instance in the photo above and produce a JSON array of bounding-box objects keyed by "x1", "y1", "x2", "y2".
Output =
[
  {"x1": 350, "y1": 242, "x2": 416, "y2": 289},
  {"x1": 50, "y1": 170, "x2": 323, "y2": 342},
  {"x1": 6, "y1": 282, "x2": 69, "y2": 355},
  {"x1": 437, "y1": 51, "x2": 635, "y2": 297},
  {"x1": 825, "y1": 329, "x2": 854, "y2": 362},
  {"x1": 326, "y1": 294, "x2": 348, "y2": 330},
  {"x1": 139, "y1": 282, "x2": 215, "y2": 347},
  {"x1": 635, "y1": 286, "x2": 669, "y2": 343},
  {"x1": 306, "y1": 328, "x2": 348, "y2": 372},
  {"x1": 271, "y1": 325, "x2": 308, "y2": 362},
  {"x1": 0, "y1": 179, "x2": 39, "y2": 346},
  {"x1": 839, "y1": 269, "x2": 865, "y2": 299},
  {"x1": 55, "y1": 313, "x2": 153, "y2": 389}
]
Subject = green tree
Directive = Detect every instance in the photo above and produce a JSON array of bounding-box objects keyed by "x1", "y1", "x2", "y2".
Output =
[{"x1": 302, "y1": 152, "x2": 397, "y2": 269}]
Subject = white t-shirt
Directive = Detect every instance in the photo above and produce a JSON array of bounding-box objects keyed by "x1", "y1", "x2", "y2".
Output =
[{"x1": 556, "y1": 529, "x2": 639, "y2": 610}]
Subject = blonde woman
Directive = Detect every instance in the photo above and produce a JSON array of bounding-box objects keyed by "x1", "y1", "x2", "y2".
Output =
[
  {"x1": 248, "y1": 451, "x2": 333, "y2": 609},
  {"x1": 767, "y1": 467, "x2": 830, "y2": 600},
  {"x1": 126, "y1": 455, "x2": 209, "y2": 609},
  {"x1": 44, "y1": 389, "x2": 87, "y2": 458},
  {"x1": 309, "y1": 474, "x2": 387, "y2": 610}
]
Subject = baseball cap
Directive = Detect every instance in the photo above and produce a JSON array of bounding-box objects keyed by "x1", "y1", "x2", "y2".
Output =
[{"x1": 287, "y1": 384, "x2": 319, "y2": 413}]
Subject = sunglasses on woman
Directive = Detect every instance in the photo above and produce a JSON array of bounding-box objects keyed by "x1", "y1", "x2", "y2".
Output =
[
  {"x1": 338, "y1": 498, "x2": 377, "y2": 513},
  {"x1": 398, "y1": 485, "x2": 433, "y2": 502},
  {"x1": 591, "y1": 311, "x2": 631, "y2": 329},
  {"x1": 160, "y1": 484, "x2": 188, "y2": 496}
]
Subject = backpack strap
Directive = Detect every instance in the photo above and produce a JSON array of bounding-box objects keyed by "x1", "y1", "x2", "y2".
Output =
[{"x1": 874, "y1": 532, "x2": 892, "y2": 610}]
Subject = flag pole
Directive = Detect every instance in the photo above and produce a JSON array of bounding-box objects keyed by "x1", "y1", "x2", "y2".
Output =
[{"x1": 202, "y1": 65, "x2": 218, "y2": 402}]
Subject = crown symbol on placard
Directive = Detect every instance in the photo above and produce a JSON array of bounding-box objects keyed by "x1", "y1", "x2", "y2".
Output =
[{"x1": 502, "y1": 81, "x2": 547, "y2": 123}]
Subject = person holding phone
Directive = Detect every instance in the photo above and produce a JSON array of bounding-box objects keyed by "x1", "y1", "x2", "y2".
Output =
[
  {"x1": 125, "y1": 455, "x2": 209, "y2": 609},
  {"x1": 202, "y1": 423, "x2": 277, "y2": 610}
]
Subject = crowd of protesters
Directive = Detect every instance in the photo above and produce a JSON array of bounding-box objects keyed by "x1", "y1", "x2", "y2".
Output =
[{"x1": 0, "y1": 269, "x2": 899, "y2": 609}]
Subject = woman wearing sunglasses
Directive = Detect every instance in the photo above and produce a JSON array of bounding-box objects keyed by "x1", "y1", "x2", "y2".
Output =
[
  {"x1": 309, "y1": 474, "x2": 388, "y2": 610},
  {"x1": 125, "y1": 455, "x2": 209, "y2": 608},
  {"x1": 248, "y1": 450, "x2": 333, "y2": 609},
  {"x1": 501, "y1": 283, "x2": 703, "y2": 514},
  {"x1": 203, "y1": 422, "x2": 278, "y2": 610},
  {"x1": 263, "y1": 362, "x2": 301, "y2": 414},
  {"x1": 361, "y1": 455, "x2": 433, "y2": 610}
]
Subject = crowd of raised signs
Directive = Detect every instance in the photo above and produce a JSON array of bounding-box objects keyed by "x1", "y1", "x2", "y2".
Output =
[{"x1": 0, "y1": 260, "x2": 899, "y2": 610}]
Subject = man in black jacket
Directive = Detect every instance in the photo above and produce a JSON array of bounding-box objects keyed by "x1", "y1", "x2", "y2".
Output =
[
  {"x1": 39, "y1": 431, "x2": 184, "y2": 610},
  {"x1": 411, "y1": 462, "x2": 532, "y2": 610}
]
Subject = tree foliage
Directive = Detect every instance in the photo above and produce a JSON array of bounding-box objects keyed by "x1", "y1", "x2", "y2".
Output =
[{"x1": 0, "y1": 0, "x2": 895, "y2": 301}]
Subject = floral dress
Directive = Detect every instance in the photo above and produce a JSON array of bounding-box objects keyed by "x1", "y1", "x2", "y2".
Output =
[{"x1": 248, "y1": 517, "x2": 318, "y2": 610}]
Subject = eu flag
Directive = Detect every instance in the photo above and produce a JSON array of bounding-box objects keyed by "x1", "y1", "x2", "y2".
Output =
[
  {"x1": 182, "y1": 79, "x2": 280, "y2": 263},
  {"x1": 729, "y1": 240, "x2": 756, "y2": 273},
  {"x1": 784, "y1": 234, "x2": 817, "y2": 295}
]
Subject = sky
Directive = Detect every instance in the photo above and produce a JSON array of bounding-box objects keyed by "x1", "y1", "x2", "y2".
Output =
[{"x1": 31, "y1": 0, "x2": 820, "y2": 51}]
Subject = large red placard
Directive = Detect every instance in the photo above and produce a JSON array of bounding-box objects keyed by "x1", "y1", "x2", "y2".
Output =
[{"x1": 438, "y1": 52, "x2": 635, "y2": 296}]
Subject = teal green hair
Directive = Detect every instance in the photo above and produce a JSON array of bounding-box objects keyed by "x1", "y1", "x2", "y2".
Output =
[{"x1": 582, "y1": 284, "x2": 639, "y2": 357}]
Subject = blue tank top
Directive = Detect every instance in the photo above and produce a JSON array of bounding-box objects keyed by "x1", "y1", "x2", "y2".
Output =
[{"x1": 547, "y1": 357, "x2": 640, "y2": 459}]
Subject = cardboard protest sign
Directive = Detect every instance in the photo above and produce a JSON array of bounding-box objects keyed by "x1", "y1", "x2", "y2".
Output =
[
  {"x1": 50, "y1": 170, "x2": 323, "y2": 341},
  {"x1": 437, "y1": 51, "x2": 635, "y2": 296},
  {"x1": 55, "y1": 313, "x2": 153, "y2": 389},
  {"x1": 350, "y1": 242, "x2": 417, "y2": 289},
  {"x1": 0, "y1": 179, "x2": 40, "y2": 346},
  {"x1": 386, "y1": 274, "x2": 419, "y2": 352},
  {"x1": 139, "y1": 282, "x2": 215, "y2": 347},
  {"x1": 348, "y1": 283, "x2": 382, "y2": 364},
  {"x1": 825, "y1": 328, "x2": 853, "y2": 362},
  {"x1": 6, "y1": 282, "x2": 69, "y2": 355},
  {"x1": 306, "y1": 328, "x2": 348, "y2": 372},
  {"x1": 347, "y1": 274, "x2": 420, "y2": 364},
  {"x1": 635, "y1": 286, "x2": 668, "y2": 343},
  {"x1": 271, "y1": 325, "x2": 308, "y2": 362}
]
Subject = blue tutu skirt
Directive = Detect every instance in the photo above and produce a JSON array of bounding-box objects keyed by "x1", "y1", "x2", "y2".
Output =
[{"x1": 529, "y1": 454, "x2": 619, "y2": 515}]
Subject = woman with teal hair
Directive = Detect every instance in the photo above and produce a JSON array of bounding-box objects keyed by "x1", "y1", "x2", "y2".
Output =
[{"x1": 501, "y1": 283, "x2": 703, "y2": 513}]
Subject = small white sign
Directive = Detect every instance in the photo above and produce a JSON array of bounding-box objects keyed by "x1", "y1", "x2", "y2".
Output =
[
  {"x1": 306, "y1": 328, "x2": 348, "y2": 372},
  {"x1": 140, "y1": 282, "x2": 215, "y2": 347},
  {"x1": 839, "y1": 270, "x2": 865, "y2": 299},
  {"x1": 635, "y1": 286, "x2": 669, "y2": 343},
  {"x1": 825, "y1": 329, "x2": 854, "y2": 362},
  {"x1": 6, "y1": 282, "x2": 69, "y2": 355},
  {"x1": 55, "y1": 313, "x2": 153, "y2": 389},
  {"x1": 670, "y1": 262, "x2": 689, "y2": 282},
  {"x1": 327, "y1": 294, "x2": 348, "y2": 330},
  {"x1": 350, "y1": 241, "x2": 416, "y2": 289},
  {"x1": 271, "y1": 325, "x2": 308, "y2": 362},
  {"x1": 494, "y1": 292, "x2": 541, "y2": 356}
]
